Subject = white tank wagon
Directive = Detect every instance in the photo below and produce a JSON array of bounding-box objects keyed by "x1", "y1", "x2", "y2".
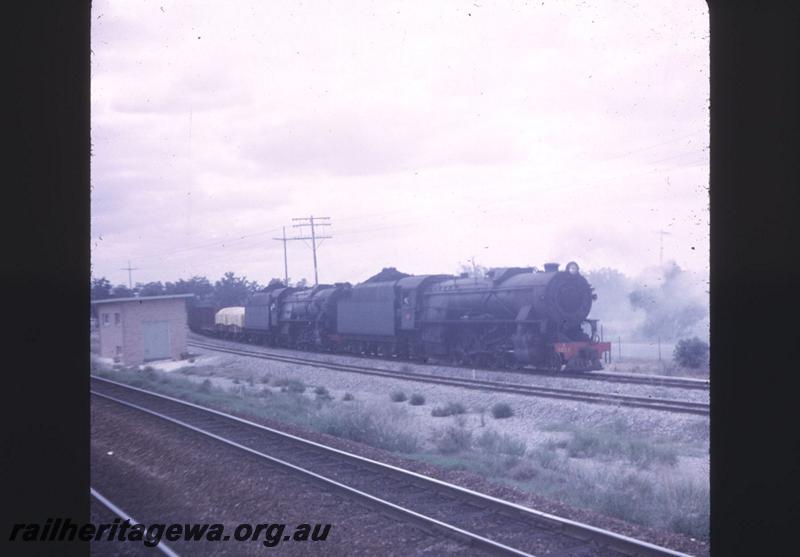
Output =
[{"x1": 214, "y1": 307, "x2": 246, "y2": 337}]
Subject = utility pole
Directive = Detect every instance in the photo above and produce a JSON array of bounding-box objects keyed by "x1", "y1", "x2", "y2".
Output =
[
  {"x1": 291, "y1": 216, "x2": 332, "y2": 285},
  {"x1": 657, "y1": 229, "x2": 671, "y2": 267},
  {"x1": 272, "y1": 226, "x2": 290, "y2": 285},
  {"x1": 120, "y1": 260, "x2": 138, "y2": 289},
  {"x1": 469, "y1": 256, "x2": 478, "y2": 283}
]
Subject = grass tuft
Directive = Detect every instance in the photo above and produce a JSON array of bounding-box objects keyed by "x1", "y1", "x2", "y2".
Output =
[
  {"x1": 409, "y1": 393, "x2": 426, "y2": 406},
  {"x1": 491, "y1": 402, "x2": 513, "y2": 419},
  {"x1": 433, "y1": 426, "x2": 473, "y2": 454},
  {"x1": 314, "y1": 406, "x2": 420, "y2": 453},
  {"x1": 431, "y1": 402, "x2": 466, "y2": 417},
  {"x1": 314, "y1": 386, "x2": 333, "y2": 401},
  {"x1": 390, "y1": 391, "x2": 407, "y2": 402},
  {"x1": 475, "y1": 430, "x2": 526, "y2": 458},
  {"x1": 273, "y1": 378, "x2": 306, "y2": 394},
  {"x1": 555, "y1": 429, "x2": 678, "y2": 469},
  {"x1": 509, "y1": 461, "x2": 538, "y2": 481}
]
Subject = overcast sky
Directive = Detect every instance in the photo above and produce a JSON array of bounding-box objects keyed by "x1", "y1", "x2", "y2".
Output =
[{"x1": 91, "y1": 0, "x2": 709, "y2": 288}]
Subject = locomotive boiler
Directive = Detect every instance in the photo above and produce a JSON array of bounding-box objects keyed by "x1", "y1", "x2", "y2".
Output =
[{"x1": 419, "y1": 263, "x2": 607, "y2": 370}]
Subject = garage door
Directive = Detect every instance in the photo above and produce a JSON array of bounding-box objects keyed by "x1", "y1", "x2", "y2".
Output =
[{"x1": 142, "y1": 320, "x2": 171, "y2": 361}]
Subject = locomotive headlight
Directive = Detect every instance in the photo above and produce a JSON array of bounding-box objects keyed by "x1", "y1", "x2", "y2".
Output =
[{"x1": 566, "y1": 261, "x2": 580, "y2": 275}]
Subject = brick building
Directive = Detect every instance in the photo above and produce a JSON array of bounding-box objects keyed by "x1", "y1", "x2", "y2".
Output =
[{"x1": 91, "y1": 294, "x2": 194, "y2": 365}]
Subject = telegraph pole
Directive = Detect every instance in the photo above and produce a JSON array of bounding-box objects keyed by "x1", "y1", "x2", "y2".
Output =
[
  {"x1": 120, "y1": 260, "x2": 138, "y2": 289},
  {"x1": 272, "y1": 226, "x2": 290, "y2": 285},
  {"x1": 657, "y1": 229, "x2": 671, "y2": 267},
  {"x1": 291, "y1": 216, "x2": 332, "y2": 285}
]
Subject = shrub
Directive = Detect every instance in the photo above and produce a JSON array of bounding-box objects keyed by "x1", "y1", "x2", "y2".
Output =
[
  {"x1": 198, "y1": 379, "x2": 212, "y2": 393},
  {"x1": 431, "y1": 402, "x2": 466, "y2": 417},
  {"x1": 491, "y1": 402, "x2": 513, "y2": 419},
  {"x1": 594, "y1": 473, "x2": 656, "y2": 524},
  {"x1": 390, "y1": 391, "x2": 407, "y2": 402},
  {"x1": 625, "y1": 439, "x2": 678, "y2": 468},
  {"x1": 529, "y1": 447, "x2": 564, "y2": 471},
  {"x1": 409, "y1": 393, "x2": 426, "y2": 406},
  {"x1": 564, "y1": 429, "x2": 677, "y2": 469},
  {"x1": 274, "y1": 378, "x2": 306, "y2": 393},
  {"x1": 260, "y1": 375, "x2": 271, "y2": 384},
  {"x1": 673, "y1": 337, "x2": 709, "y2": 369},
  {"x1": 342, "y1": 392, "x2": 355, "y2": 401},
  {"x1": 665, "y1": 478, "x2": 710, "y2": 540},
  {"x1": 232, "y1": 378, "x2": 241, "y2": 384},
  {"x1": 314, "y1": 386, "x2": 332, "y2": 401},
  {"x1": 433, "y1": 426, "x2": 473, "y2": 454},
  {"x1": 314, "y1": 407, "x2": 420, "y2": 453},
  {"x1": 509, "y1": 462, "x2": 538, "y2": 481},
  {"x1": 475, "y1": 430, "x2": 526, "y2": 458},
  {"x1": 285, "y1": 380, "x2": 306, "y2": 394}
]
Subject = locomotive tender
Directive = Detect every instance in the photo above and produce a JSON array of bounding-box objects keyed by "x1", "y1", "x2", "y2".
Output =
[{"x1": 189, "y1": 262, "x2": 611, "y2": 372}]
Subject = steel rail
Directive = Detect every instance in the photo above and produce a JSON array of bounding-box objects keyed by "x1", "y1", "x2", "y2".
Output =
[
  {"x1": 188, "y1": 333, "x2": 709, "y2": 391},
  {"x1": 187, "y1": 340, "x2": 709, "y2": 416},
  {"x1": 92, "y1": 381, "x2": 532, "y2": 556},
  {"x1": 568, "y1": 371, "x2": 708, "y2": 390},
  {"x1": 91, "y1": 376, "x2": 695, "y2": 557},
  {"x1": 91, "y1": 487, "x2": 181, "y2": 557}
]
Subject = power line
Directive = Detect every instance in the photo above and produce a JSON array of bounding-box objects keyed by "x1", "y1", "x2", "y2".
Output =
[
  {"x1": 593, "y1": 131, "x2": 703, "y2": 163},
  {"x1": 111, "y1": 225, "x2": 286, "y2": 265},
  {"x1": 98, "y1": 132, "x2": 706, "y2": 267},
  {"x1": 291, "y1": 216, "x2": 332, "y2": 286}
]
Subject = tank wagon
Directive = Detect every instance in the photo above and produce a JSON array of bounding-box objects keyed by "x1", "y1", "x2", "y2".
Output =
[{"x1": 188, "y1": 262, "x2": 611, "y2": 372}]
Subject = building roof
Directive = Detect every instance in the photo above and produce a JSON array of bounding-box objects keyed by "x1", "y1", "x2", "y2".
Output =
[{"x1": 91, "y1": 293, "x2": 195, "y2": 306}]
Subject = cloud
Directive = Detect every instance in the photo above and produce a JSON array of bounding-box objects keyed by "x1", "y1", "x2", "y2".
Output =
[
  {"x1": 239, "y1": 106, "x2": 523, "y2": 177},
  {"x1": 90, "y1": 0, "x2": 709, "y2": 288}
]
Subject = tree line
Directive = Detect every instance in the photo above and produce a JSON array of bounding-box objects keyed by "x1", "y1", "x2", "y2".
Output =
[{"x1": 90, "y1": 273, "x2": 308, "y2": 308}]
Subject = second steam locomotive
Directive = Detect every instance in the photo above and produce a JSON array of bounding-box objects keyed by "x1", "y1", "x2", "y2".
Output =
[{"x1": 189, "y1": 262, "x2": 611, "y2": 372}]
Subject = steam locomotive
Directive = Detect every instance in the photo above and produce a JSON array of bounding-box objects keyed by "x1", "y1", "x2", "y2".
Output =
[{"x1": 188, "y1": 262, "x2": 611, "y2": 372}]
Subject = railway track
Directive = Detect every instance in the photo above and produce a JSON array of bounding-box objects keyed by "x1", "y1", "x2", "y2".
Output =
[
  {"x1": 187, "y1": 334, "x2": 708, "y2": 391},
  {"x1": 91, "y1": 376, "x2": 695, "y2": 557},
  {"x1": 91, "y1": 487, "x2": 181, "y2": 557},
  {"x1": 537, "y1": 370, "x2": 707, "y2": 391},
  {"x1": 187, "y1": 340, "x2": 709, "y2": 416}
]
